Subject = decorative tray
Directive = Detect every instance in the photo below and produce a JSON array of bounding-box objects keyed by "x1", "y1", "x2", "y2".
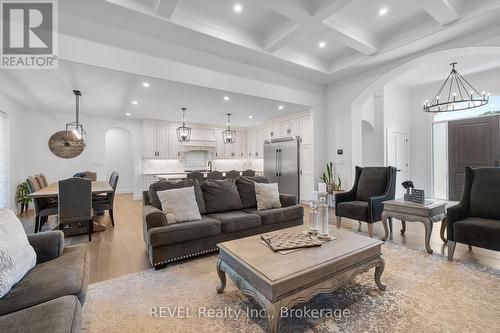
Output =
[{"x1": 260, "y1": 231, "x2": 322, "y2": 251}]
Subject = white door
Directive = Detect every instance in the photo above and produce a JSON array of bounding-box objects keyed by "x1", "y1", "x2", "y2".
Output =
[
  {"x1": 300, "y1": 145, "x2": 312, "y2": 202},
  {"x1": 299, "y1": 116, "x2": 312, "y2": 144},
  {"x1": 386, "y1": 130, "x2": 409, "y2": 199}
]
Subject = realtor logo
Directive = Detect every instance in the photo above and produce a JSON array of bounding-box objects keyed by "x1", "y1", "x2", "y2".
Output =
[{"x1": 1, "y1": 0, "x2": 58, "y2": 69}]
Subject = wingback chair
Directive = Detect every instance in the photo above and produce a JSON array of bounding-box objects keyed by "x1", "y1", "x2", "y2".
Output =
[
  {"x1": 335, "y1": 166, "x2": 397, "y2": 237},
  {"x1": 447, "y1": 167, "x2": 500, "y2": 260}
]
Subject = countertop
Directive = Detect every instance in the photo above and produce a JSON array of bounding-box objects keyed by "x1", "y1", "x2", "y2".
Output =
[{"x1": 143, "y1": 171, "x2": 264, "y2": 179}]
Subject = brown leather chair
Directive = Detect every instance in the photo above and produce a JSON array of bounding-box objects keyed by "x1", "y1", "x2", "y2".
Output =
[
  {"x1": 186, "y1": 171, "x2": 204, "y2": 182},
  {"x1": 225, "y1": 170, "x2": 240, "y2": 179},
  {"x1": 207, "y1": 171, "x2": 223, "y2": 180}
]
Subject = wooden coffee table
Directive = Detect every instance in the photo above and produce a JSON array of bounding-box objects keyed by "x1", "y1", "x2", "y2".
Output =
[
  {"x1": 216, "y1": 226, "x2": 385, "y2": 333},
  {"x1": 381, "y1": 199, "x2": 447, "y2": 254}
]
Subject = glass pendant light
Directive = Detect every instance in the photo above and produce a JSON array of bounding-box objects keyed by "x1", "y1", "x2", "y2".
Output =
[
  {"x1": 176, "y1": 107, "x2": 191, "y2": 142},
  {"x1": 65, "y1": 90, "x2": 87, "y2": 146},
  {"x1": 222, "y1": 113, "x2": 236, "y2": 144}
]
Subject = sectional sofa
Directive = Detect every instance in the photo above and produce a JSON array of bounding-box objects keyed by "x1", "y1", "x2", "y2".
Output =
[{"x1": 142, "y1": 176, "x2": 304, "y2": 269}]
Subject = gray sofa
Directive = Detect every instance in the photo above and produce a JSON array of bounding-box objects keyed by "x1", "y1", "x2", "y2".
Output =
[
  {"x1": 0, "y1": 231, "x2": 89, "y2": 333},
  {"x1": 143, "y1": 177, "x2": 304, "y2": 269}
]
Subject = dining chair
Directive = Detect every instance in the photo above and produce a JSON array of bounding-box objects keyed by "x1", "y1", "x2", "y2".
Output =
[
  {"x1": 242, "y1": 169, "x2": 256, "y2": 177},
  {"x1": 225, "y1": 170, "x2": 240, "y2": 179},
  {"x1": 93, "y1": 172, "x2": 119, "y2": 226},
  {"x1": 187, "y1": 171, "x2": 204, "y2": 182},
  {"x1": 58, "y1": 177, "x2": 93, "y2": 241},
  {"x1": 26, "y1": 176, "x2": 58, "y2": 233},
  {"x1": 35, "y1": 175, "x2": 45, "y2": 189},
  {"x1": 207, "y1": 171, "x2": 223, "y2": 180},
  {"x1": 38, "y1": 174, "x2": 49, "y2": 187},
  {"x1": 82, "y1": 171, "x2": 97, "y2": 181}
]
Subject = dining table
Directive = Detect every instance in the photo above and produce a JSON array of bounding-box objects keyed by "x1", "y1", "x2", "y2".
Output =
[{"x1": 28, "y1": 180, "x2": 114, "y2": 234}]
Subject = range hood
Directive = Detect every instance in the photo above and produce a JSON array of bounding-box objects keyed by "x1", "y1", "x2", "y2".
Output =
[{"x1": 181, "y1": 140, "x2": 217, "y2": 152}]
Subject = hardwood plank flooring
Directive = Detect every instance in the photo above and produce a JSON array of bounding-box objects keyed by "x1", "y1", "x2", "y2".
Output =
[{"x1": 19, "y1": 195, "x2": 500, "y2": 284}]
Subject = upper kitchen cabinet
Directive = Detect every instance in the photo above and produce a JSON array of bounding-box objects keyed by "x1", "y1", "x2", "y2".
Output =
[
  {"x1": 223, "y1": 131, "x2": 247, "y2": 159},
  {"x1": 265, "y1": 123, "x2": 282, "y2": 140},
  {"x1": 143, "y1": 122, "x2": 169, "y2": 158},
  {"x1": 282, "y1": 118, "x2": 300, "y2": 137},
  {"x1": 168, "y1": 125, "x2": 182, "y2": 159}
]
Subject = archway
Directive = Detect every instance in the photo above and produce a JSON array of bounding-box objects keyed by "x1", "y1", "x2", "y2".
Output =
[{"x1": 104, "y1": 127, "x2": 134, "y2": 193}]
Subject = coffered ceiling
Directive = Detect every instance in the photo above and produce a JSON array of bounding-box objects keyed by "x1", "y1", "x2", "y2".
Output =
[{"x1": 59, "y1": 0, "x2": 500, "y2": 84}]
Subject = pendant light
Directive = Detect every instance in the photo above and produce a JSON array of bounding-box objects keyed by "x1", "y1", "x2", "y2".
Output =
[
  {"x1": 423, "y1": 62, "x2": 489, "y2": 113},
  {"x1": 65, "y1": 90, "x2": 87, "y2": 146},
  {"x1": 176, "y1": 107, "x2": 191, "y2": 142},
  {"x1": 222, "y1": 113, "x2": 236, "y2": 144}
]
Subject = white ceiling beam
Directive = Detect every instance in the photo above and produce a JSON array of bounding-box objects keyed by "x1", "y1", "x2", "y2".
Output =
[
  {"x1": 154, "y1": 0, "x2": 181, "y2": 18},
  {"x1": 416, "y1": 0, "x2": 460, "y2": 25},
  {"x1": 313, "y1": 0, "x2": 354, "y2": 21},
  {"x1": 322, "y1": 20, "x2": 379, "y2": 55},
  {"x1": 264, "y1": 22, "x2": 305, "y2": 52},
  {"x1": 251, "y1": 0, "x2": 311, "y2": 22}
]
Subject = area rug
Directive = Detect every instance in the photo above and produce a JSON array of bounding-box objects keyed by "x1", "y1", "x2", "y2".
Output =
[{"x1": 82, "y1": 241, "x2": 500, "y2": 333}]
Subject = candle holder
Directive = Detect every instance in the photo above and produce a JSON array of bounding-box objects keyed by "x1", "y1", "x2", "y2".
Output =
[
  {"x1": 318, "y1": 192, "x2": 332, "y2": 240},
  {"x1": 308, "y1": 200, "x2": 319, "y2": 235}
]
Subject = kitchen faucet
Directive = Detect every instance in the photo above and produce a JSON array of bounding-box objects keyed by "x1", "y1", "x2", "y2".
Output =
[{"x1": 208, "y1": 160, "x2": 213, "y2": 172}]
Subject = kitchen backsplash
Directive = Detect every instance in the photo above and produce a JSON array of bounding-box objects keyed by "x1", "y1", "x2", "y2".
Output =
[{"x1": 143, "y1": 158, "x2": 263, "y2": 174}]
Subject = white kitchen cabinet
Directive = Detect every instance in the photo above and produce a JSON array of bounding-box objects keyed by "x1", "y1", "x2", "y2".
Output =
[
  {"x1": 256, "y1": 128, "x2": 265, "y2": 158},
  {"x1": 168, "y1": 126, "x2": 182, "y2": 159},
  {"x1": 157, "y1": 125, "x2": 169, "y2": 158},
  {"x1": 282, "y1": 118, "x2": 300, "y2": 137},
  {"x1": 265, "y1": 123, "x2": 281, "y2": 140},
  {"x1": 246, "y1": 130, "x2": 256, "y2": 158},
  {"x1": 143, "y1": 123, "x2": 169, "y2": 158}
]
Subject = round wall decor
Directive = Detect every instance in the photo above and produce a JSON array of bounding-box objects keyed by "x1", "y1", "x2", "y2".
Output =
[{"x1": 48, "y1": 130, "x2": 85, "y2": 159}]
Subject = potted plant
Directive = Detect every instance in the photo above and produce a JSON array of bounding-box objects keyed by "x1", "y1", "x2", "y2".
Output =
[
  {"x1": 320, "y1": 161, "x2": 342, "y2": 194},
  {"x1": 16, "y1": 182, "x2": 32, "y2": 214},
  {"x1": 401, "y1": 180, "x2": 414, "y2": 201}
]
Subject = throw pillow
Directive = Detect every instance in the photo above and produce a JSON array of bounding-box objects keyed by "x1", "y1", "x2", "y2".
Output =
[
  {"x1": 157, "y1": 187, "x2": 202, "y2": 224},
  {"x1": 235, "y1": 176, "x2": 269, "y2": 209},
  {"x1": 148, "y1": 179, "x2": 205, "y2": 214},
  {"x1": 201, "y1": 179, "x2": 243, "y2": 214},
  {"x1": 0, "y1": 209, "x2": 37, "y2": 298},
  {"x1": 254, "y1": 183, "x2": 282, "y2": 210}
]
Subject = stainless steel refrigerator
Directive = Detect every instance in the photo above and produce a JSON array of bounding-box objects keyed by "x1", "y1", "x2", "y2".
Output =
[{"x1": 263, "y1": 137, "x2": 300, "y2": 202}]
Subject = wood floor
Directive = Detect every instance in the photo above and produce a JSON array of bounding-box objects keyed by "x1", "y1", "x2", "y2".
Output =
[{"x1": 19, "y1": 194, "x2": 500, "y2": 284}]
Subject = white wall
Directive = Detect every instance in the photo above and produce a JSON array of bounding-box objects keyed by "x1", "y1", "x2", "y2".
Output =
[
  {"x1": 0, "y1": 93, "x2": 26, "y2": 212},
  {"x1": 383, "y1": 83, "x2": 411, "y2": 163},
  {"x1": 362, "y1": 94, "x2": 384, "y2": 166},
  {"x1": 105, "y1": 127, "x2": 134, "y2": 193}
]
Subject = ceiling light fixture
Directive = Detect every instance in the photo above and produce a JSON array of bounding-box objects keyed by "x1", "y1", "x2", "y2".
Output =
[
  {"x1": 423, "y1": 62, "x2": 489, "y2": 113},
  {"x1": 65, "y1": 90, "x2": 87, "y2": 147},
  {"x1": 248, "y1": 115, "x2": 253, "y2": 119},
  {"x1": 223, "y1": 96, "x2": 230, "y2": 101},
  {"x1": 233, "y1": 4, "x2": 242, "y2": 13},
  {"x1": 379, "y1": 7, "x2": 388, "y2": 16},
  {"x1": 278, "y1": 105, "x2": 284, "y2": 110},
  {"x1": 176, "y1": 107, "x2": 192, "y2": 142},
  {"x1": 125, "y1": 112, "x2": 131, "y2": 116},
  {"x1": 142, "y1": 82, "x2": 150, "y2": 87},
  {"x1": 318, "y1": 41, "x2": 326, "y2": 48},
  {"x1": 222, "y1": 113, "x2": 236, "y2": 144},
  {"x1": 132, "y1": 100, "x2": 138, "y2": 105}
]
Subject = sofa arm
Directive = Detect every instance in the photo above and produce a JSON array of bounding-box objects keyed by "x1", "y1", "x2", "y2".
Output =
[
  {"x1": 280, "y1": 194, "x2": 297, "y2": 207},
  {"x1": 143, "y1": 205, "x2": 168, "y2": 230},
  {"x1": 27, "y1": 231, "x2": 65, "y2": 264},
  {"x1": 446, "y1": 202, "x2": 469, "y2": 241}
]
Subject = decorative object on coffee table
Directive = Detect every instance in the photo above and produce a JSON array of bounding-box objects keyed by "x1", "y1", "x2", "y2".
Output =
[
  {"x1": 410, "y1": 188, "x2": 425, "y2": 204},
  {"x1": 318, "y1": 183, "x2": 331, "y2": 240},
  {"x1": 381, "y1": 199, "x2": 447, "y2": 253},
  {"x1": 401, "y1": 180, "x2": 414, "y2": 201},
  {"x1": 261, "y1": 231, "x2": 322, "y2": 251},
  {"x1": 308, "y1": 191, "x2": 319, "y2": 235},
  {"x1": 216, "y1": 225, "x2": 386, "y2": 333}
]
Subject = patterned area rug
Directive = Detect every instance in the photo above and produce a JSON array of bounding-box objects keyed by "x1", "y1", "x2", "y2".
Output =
[{"x1": 82, "y1": 241, "x2": 500, "y2": 333}]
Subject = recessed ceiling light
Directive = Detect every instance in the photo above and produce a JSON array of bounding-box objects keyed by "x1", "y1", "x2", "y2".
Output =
[
  {"x1": 233, "y1": 4, "x2": 243, "y2": 13},
  {"x1": 132, "y1": 100, "x2": 138, "y2": 105},
  {"x1": 223, "y1": 96, "x2": 230, "y2": 101},
  {"x1": 278, "y1": 105, "x2": 284, "y2": 110},
  {"x1": 318, "y1": 41, "x2": 326, "y2": 48},
  {"x1": 248, "y1": 115, "x2": 253, "y2": 119},
  {"x1": 125, "y1": 112, "x2": 131, "y2": 116},
  {"x1": 142, "y1": 82, "x2": 150, "y2": 87},
  {"x1": 379, "y1": 7, "x2": 388, "y2": 16}
]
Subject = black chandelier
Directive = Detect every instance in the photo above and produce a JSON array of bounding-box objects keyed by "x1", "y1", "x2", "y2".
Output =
[
  {"x1": 423, "y1": 62, "x2": 489, "y2": 113},
  {"x1": 222, "y1": 113, "x2": 236, "y2": 144},
  {"x1": 176, "y1": 107, "x2": 191, "y2": 143},
  {"x1": 65, "y1": 90, "x2": 87, "y2": 146}
]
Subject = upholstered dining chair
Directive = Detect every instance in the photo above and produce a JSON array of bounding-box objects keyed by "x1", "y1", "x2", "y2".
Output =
[
  {"x1": 26, "y1": 176, "x2": 58, "y2": 233},
  {"x1": 447, "y1": 166, "x2": 500, "y2": 260},
  {"x1": 59, "y1": 177, "x2": 93, "y2": 241},
  {"x1": 242, "y1": 169, "x2": 256, "y2": 177},
  {"x1": 93, "y1": 172, "x2": 119, "y2": 226},
  {"x1": 207, "y1": 171, "x2": 223, "y2": 180},
  {"x1": 225, "y1": 170, "x2": 240, "y2": 179},
  {"x1": 38, "y1": 174, "x2": 49, "y2": 187},
  {"x1": 186, "y1": 171, "x2": 204, "y2": 182},
  {"x1": 35, "y1": 175, "x2": 46, "y2": 189},
  {"x1": 335, "y1": 166, "x2": 397, "y2": 238}
]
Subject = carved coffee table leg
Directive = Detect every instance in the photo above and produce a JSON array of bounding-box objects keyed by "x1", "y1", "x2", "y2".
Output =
[
  {"x1": 265, "y1": 303, "x2": 281, "y2": 333},
  {"x1": 216, "y1": 258, "x2": 226, "y2": 294},
  {"x1": 400, "y1": 220, "x2": 406, "y2": 234},
  {"x1": 440, "y1": 217, "x2": 447, "y2": 244},
  {"x1": 381, "y1": 211, "x2": 389, "y2": 241},
  {"x1": 422, "y1": 218, "x2": 433, "y2": 254},
  {"x1": 374, "y1": 255, "x2": 386, "y2": 291}
]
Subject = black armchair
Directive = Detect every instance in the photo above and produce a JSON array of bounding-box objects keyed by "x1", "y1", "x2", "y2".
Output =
[
  {"x1": 335, "y1": 166, "x2": 397, "y2": 237},
  {"x1": 447, "y1": 167, "x2": 500, "y2": 260}
]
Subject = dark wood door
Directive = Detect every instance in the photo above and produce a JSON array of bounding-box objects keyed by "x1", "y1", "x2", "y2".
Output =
[{"x1": 448, "y1": 115, "x2": 500, "y2": 200}]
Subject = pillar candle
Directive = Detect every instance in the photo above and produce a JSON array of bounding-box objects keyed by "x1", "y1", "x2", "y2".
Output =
[{"x1": 318, "y1": 183, "x2": 327, "y2": 193}]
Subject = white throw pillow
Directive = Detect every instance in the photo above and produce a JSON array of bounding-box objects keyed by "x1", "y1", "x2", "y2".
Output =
[
  {"x1": 0, "y1": 208, "x2": 37, "y2": 298},
  {"x1": 255, "y1": 183, "x2": 282, "y2": 210},
  {"x1": 157, "y1": 187, "x2": 202, "y2": 224}
]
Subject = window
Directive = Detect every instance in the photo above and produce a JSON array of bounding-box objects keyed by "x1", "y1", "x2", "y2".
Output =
[{"x1": 0, "y1": 112, "x2": 7, "y2": 208}]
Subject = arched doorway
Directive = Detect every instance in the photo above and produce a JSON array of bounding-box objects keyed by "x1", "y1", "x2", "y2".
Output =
[{"x1": 105, "y1": 127, "x2": 134, "y2": 193}]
